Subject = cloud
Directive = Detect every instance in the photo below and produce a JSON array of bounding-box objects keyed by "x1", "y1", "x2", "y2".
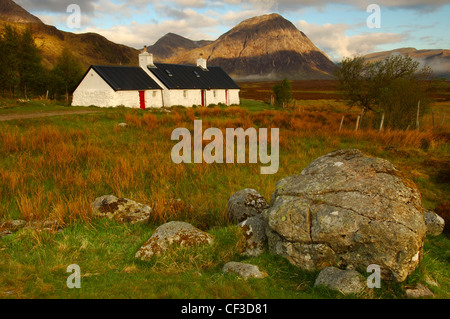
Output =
[
  {"x1": 80, "y1": 9, "x2": 219, "y2": 48},
  {"x1": 16, "y1": 0, "x2": 97, "y2": 14},
  {"x1": 262, "y1": 0, "x2": 447, "y2": 12},
  {"x1": 297, "y1": 20, "x2": 407, "y2": 61},
  {"x1": 18, "y1": 0, "x2": 449, "y2": 17}
]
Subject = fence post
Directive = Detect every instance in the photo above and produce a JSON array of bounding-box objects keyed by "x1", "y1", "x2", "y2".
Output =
[
  {"x1": 355, "y1": 116, "x2": 360, "y2": 131},
  {"x1": 379, "y1": 112, "x2": 385, "y2": 132},
  {"x1": 416, "y1": 100, "x2": 420, "y2": 131},
  {"x1": 339, "y1": 116, "x2": 345, "y2": 132},
  {"x1": 441, "y1": 112, "x2": 446, "y2": 127}
]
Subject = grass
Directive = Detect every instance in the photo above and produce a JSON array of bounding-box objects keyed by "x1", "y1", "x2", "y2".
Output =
[{"x1": 0, "y1": 95, "x2": 449, "y2": 299}]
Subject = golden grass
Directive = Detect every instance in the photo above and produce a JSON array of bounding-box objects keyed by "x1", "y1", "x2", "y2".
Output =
[{"x1": 0, "y1": 105, "x2": 448, "y2": 226}]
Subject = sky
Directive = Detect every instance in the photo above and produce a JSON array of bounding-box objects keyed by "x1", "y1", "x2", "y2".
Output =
[{"x1": 15, "y1": 0, "x2": 450, "y2": 62}]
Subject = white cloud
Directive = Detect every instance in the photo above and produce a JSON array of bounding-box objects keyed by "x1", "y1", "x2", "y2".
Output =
[
  {"x1": 297, "y1": 20, "x2": 406, "y2": 61},
  {"x1": 80, "y1": 10, "x2": 219, "y2": 48}
]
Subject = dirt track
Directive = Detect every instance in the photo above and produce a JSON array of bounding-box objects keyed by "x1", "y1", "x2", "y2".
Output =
[{"x1": 0, "y1": 109, "x2": 100, "y2": 122}]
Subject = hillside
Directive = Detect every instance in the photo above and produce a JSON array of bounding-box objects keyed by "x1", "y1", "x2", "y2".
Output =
[
  {"x1": 147, "y1": 33, "x2": 212, "y2": 61},
  {"x1": 0, "y1": 0, "x2": 139, "y2": 69},
  {"x1": 0, "y1": 0, "x2": 41, "y2": 23},
  {"x1": 166, "y1": 13, "x2": 337, "y2": 81},
  {"x1": 364, "y1": 47, "x2": 450, "y2": 80}
]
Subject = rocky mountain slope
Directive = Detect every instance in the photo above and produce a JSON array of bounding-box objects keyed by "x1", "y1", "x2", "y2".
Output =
[
  {"x1": 0, "y1": 0, "x2": 42, "y2": 23},
  {"x1": 166, "y1": 13, "x2": 336, "y2": 80},
  {"x1": 147, "y1": 32, "x2": 212, "y2": 61},
  {"x1": 0, "y1": 0, "x2": 139, "y2": 69}
]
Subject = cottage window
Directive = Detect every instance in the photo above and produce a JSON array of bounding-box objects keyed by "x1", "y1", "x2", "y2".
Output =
[
  {"x1": 183, "y1": 90, "x2": 188, "y2": 98},
  {"x1": 213, "y1": 90, "x2": 217, "y2": 98},
  {"x1": 153, "y1": 91, "x2": 157, "y2": 97}
]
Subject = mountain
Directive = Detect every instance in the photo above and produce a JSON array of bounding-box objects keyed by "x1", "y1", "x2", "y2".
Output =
[
  {"x1": 0, "y1": 0, "x2": 42, "y2": 23},
  {"x1": 147, "y1": 33, "x2": 212, "y2": 61},
  {"x1": 0, "y1": 0, "x2": 139, "y2": 69},
  {"x1": 165, "y1": 13, "x2": 336, "y2": 80},
  {"x1": 364, "y1": 48, "x2": 450, "y2": 80}
]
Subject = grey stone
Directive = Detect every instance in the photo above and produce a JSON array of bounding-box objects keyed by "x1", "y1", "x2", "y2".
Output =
[
  {"x1": 227, "y1": 189, "x2": 269, "y2": 224},
  {"x1": 405, "y1": 283, "x2": 435, "y2": 298},
  {"x1": 91, "y1": 195, "x2": 152, "y2": 224},
  {"x1": 135, "y1": 221, "x2": 214, "y2": 261},
  {"x1": 222, "y1": 262, "x2": 267, "y2": 279},
  {"x1": 238, "y1": 216, "x2": 267, "y2": 257},
  {"x1": 424, "y1": 210, "x2": 445, "y2": 236},
  {"x1": 266, "y1": 149, "x2": 427, "y2": 282},
  {"x1": 314, "y1": 267, "x2": 366, "y2": 295}
]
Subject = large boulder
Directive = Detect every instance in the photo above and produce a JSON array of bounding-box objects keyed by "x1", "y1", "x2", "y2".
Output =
[
  {"x1": 135, "y1": 221, "x2": 214, "y2": 261},
  {"x1": 91, "y1": 195, "x2": 151, "y2": 224},
  {"x1": 227, "y1": 189, "x2": 269, "y2": 224},
  {"x1": 266, "y1": 149, "x2": 427, "y2": 282}
]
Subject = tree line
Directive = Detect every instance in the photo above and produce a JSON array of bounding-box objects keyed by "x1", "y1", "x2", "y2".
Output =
[
  {"x1": 272, "y1": 55, "x2": 443, "y2": 130},
  {"x1": 0, "y1": 25, "x2": 84, "y2": 102},
  {"x1": 334, "y1": 54, "x2": 442, "y2": 130}
]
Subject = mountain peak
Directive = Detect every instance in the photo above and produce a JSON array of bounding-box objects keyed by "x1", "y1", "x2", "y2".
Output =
[
  {"x1": 224, "y1": 12, "x2": 298, "y2": 36},
  {"x1": 167, "y1": 13, "x2": 336, "y2": 80},
  {"x1": 148, "y1": 32, "x2": 213, "y2": 61},
  {"x1": 0, "y1": 0, "x2": 43, "y2": 24}
]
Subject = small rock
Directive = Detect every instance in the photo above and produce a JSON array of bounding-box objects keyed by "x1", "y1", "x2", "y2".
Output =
[
  {"x1": 135, "y1": 221, "x2": 214, "y2": 261},
  {"x1": 118, "y1": 123, "x2": 128, "y2": 127},
  {"x1": 227, "y1": 189, "x2": 269, "y2": 224},
  {"x1": 238, "y1": 216, "x2": 267, "y2": 257},
  {"x1": 405, "y1": 283, "x2": 435, "y2": 298},
  {"x1": 8, "y1": 220, "x2": 27, "y2": 231},
  {"x1": 222, "y1": 262, "x2": 267, "y2": 280},
  {"x1": 91, "y1": 195, "x2": 151, "y2": 224},
  {"x1": 424, "y1": 276, "x2": 439, "y2": 287},
  {"x1": 424, "y1": 210, "x2": 445, "y2": 236},
  {"x1": 314, "y1": 267, "x2": 366, "y2": 295}
]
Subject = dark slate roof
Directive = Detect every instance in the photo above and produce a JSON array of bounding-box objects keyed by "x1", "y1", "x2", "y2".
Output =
[
  {"x1": 148, "y1": 63, "x2": 240, "y2": 90},
  {"x1": 90, "y1": 65, "x2": 162, "y2": 91}
]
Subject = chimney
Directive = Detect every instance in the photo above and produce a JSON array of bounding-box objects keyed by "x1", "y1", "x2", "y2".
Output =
[
  {"x1": 139, "y1": 46, "x2": 154, "y2": 68},
  {"x1": 197, "y1": 53, "x2": 207, "y2": 70}
]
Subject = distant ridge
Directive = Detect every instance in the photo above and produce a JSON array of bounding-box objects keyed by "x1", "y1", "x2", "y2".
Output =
[
  {"x1": 0, "y1": 0, "x2": 139, "y2": 69},
  {"x1": 364, "y1": 47, "x2": 450, "y2": 80},
  {"x1": 147, "y1": 33, "x2": 213, "y2": 61},
  {"x1": 0, "y1": 0, "x2": 42, "y2": 24}
]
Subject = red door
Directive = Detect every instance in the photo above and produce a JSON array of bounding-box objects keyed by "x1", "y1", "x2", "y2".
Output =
[
  {"x1": 139, "y1": 91, "x2": 145, "y2": 110},
  {"x1": 201, "y1": 90, "x2": 205, "y2": 107}
]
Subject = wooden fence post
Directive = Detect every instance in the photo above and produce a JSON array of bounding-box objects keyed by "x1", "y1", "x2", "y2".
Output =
[
  {"x1": 355, "y1": 116, "x2": 360, "y2": 131},
  {"x1": 379, "y1": 112, "x2": 385, "y2": 132},
  {"x1": 339, "y1": 116, "x2": 345, "y2": 132},
  {"x1": 416, "y1": 100, "x2": 420, "y2": 131}
]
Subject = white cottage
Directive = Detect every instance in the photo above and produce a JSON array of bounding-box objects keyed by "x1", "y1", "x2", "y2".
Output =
[{"x1": 72, "y1": 48, "x2": 240, "y2": 109}]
